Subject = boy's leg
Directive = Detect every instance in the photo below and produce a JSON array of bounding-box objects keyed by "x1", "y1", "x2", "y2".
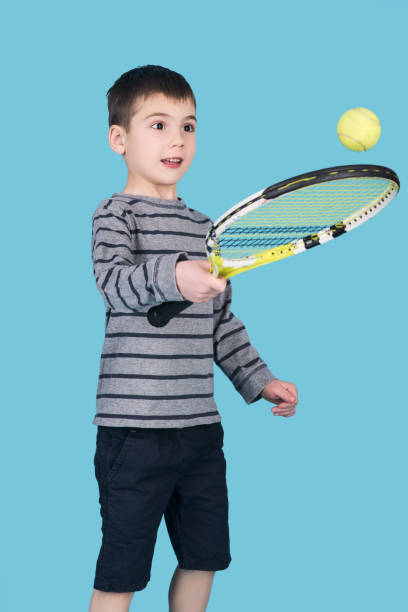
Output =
[
  {"x1": 168, "y1": 566, "x2": 215, "y2": 612},
  {"x1": 88, "y1": 589, "x2": 134, "y2": 612}
]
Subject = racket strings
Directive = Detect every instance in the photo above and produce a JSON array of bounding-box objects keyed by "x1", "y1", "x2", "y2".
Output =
[{"x1": 218, "y1": 177, "x2": 392, "y2": 258}]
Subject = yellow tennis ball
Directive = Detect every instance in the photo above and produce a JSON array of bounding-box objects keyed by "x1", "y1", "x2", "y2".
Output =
[{"x1": 337, "y1": 107, "x2": 381, "y2": 151}]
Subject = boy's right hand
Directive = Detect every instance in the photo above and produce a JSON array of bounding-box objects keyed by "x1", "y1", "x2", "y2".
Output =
[{"x1": 175, "y1": 260, "x2": 227, "y2": 302}]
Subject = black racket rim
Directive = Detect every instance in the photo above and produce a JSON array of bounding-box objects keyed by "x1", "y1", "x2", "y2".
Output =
[{"x1": 211, "y1": 164, "x2": 400, "y2": 233}]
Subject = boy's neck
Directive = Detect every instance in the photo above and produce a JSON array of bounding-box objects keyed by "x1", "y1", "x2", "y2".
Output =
[
  {"x1": 121, "y1": 190, "x2": 179, "y2": 200},
  {"x1": 122, "y1": 180, "x2": 178, "y2": 201}
]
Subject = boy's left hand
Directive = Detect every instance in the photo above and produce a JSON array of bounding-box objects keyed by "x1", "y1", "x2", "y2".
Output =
[{"x1": 261, "y1": 379, "x2": 298, "y2": 418}]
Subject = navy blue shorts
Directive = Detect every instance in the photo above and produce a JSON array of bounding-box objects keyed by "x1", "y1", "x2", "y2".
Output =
[{"x1": 93, "y1": 422, "x2": 232, "y2": 592}]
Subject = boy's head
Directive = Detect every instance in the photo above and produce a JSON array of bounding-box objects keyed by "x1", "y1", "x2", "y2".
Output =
[{"x1": 107, "y1": 65, "x2": 197, "y2": 199}]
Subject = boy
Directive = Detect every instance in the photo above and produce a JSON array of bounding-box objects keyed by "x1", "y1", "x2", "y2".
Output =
[{"x1": 89, "y1": 65, "x2": 298, "y2": 612}]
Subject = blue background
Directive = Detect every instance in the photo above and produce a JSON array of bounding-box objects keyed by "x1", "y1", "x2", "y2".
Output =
[{"x1": 3, "y1": 0, "x2": 407, "y2": 610}]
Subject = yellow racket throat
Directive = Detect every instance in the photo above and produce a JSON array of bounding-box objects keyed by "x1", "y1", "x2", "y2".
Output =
[{"x1": 209, "y1": 243, "x2": 296, "y2": 279}]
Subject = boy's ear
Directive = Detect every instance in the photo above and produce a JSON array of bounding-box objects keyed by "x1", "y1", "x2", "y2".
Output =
[{"x1": 109, "y1": 125, "x2": 126, "y2": 156}]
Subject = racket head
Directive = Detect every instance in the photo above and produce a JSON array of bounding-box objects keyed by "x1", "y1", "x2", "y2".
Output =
[{"x1": 206, "y1": 164, "x2": 400, "y2": 278}]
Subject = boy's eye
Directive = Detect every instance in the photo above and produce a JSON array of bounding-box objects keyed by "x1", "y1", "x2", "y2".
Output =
[{"x1": 151, "y1": 122, "x2": 195, "y2": 133}]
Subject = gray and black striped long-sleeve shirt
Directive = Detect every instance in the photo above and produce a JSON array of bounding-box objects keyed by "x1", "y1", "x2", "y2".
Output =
[{"x1": 91, "y1": 192, "x2": 278, "y2": 428}]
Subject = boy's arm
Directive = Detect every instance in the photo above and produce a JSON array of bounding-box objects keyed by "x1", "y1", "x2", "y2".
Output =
[
  {"x1": 213, "y1": 279, "x2": 278, "y2": 404},
  {"x1": 91, "y1": 202, "x2": 188, "y2": 311}
]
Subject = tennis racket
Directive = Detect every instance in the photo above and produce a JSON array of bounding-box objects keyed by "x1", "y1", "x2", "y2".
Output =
[{"x1": 147, "y1": 164, "x2": 400, "y2": 327}]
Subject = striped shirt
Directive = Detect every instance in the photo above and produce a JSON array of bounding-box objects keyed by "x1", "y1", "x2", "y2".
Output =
[{"x1": 91, "y1": 192, "x2": 277, "y2": 428}]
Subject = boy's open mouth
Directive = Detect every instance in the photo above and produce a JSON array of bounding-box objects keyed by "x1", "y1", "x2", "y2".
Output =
[{"x1": 161, "y1": 157, "x2": 183, "y2": 168}]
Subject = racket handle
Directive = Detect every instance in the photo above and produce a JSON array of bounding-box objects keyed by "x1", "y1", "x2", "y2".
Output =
[{"x1": 147, "y1": 299, "x2": 193, "y2": 327}]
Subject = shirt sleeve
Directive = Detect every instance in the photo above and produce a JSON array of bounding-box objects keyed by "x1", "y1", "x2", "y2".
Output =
[
  {"x1": 91, "y1": 201, "x2": 189, "y2": 312},
  {"x1": 213, "y1": 279, "x2": 278, "y2": 404}
]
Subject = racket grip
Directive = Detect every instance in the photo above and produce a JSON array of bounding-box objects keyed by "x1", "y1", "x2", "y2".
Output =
[{"x1": 147, "y1": 299, "x2": 193, "y2": 327}]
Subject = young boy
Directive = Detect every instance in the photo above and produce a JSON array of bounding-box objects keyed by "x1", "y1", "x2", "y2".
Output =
[{"x1": 89, "y1": 65, "x2": 298, "y2": 612}]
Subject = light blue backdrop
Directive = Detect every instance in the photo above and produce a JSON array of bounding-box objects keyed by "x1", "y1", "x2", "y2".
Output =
[{"x1": 3, "y1": 0, "x2": 407, "y2": 610}]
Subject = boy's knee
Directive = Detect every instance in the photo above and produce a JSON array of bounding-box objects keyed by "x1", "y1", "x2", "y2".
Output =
[
  {"x1": 94, "y1": 588, "x2": 135, "y2": 596},
  {"x1": 89, "y1": 588, "x2": 134, "y2": 612}
]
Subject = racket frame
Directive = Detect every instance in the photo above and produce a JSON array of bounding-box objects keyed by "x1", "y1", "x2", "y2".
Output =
[{"x1": 207, "y1": 164, "x2": 399, "y2": 279}]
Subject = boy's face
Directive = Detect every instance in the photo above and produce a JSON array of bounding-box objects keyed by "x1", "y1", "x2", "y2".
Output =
[{"x1": 109, "y1": 92, "x2": 197, "y2": 199}]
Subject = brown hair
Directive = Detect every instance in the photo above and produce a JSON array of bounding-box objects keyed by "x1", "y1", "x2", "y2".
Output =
[{"x1": 106, "y1": 64, "x2": 196, "y2": 133}]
